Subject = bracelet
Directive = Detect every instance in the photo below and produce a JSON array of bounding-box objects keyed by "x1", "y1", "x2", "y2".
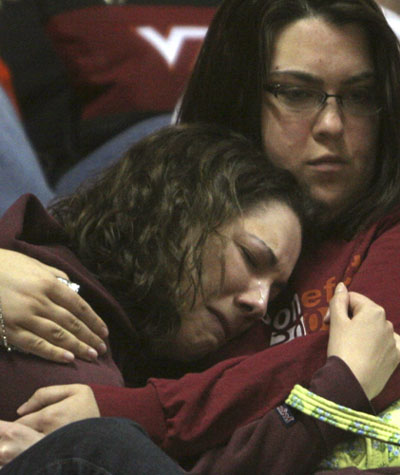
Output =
[
  {"x1": 0, "y1": 296, "x2": 12, "y2": 352},
  {"x1": 286, "y1": 384, "x2": 400, "y2": 446}
]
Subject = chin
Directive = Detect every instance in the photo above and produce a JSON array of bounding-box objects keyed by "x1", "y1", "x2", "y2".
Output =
[
  {"x1": 185, "y1": 342, "x2": 219, "y2": 361},
  {"x1": 162, "y1": 340, "x2": 218, "y2": 362},
  {"x1": 309, "y1": 187, "x2": 351, "y2": 213}
]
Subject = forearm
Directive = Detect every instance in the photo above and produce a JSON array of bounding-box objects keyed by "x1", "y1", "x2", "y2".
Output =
[
  {"x1": 90, "y1": 383, "x2": 166, "y2": 447},
  {"x1": 190, "y1": 357, "x2": 373, "y2": 475},
  {"x1": 91, "y1": 331, "x2": 329, "y2": 460}
]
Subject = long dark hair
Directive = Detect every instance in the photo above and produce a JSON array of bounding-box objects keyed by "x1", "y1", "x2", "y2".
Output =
[
  {"x1": 51, "y1": 123, "x2": 310, "y2": 351},
  {"x1": 179, "y1": 0, "x2": 400, "y2": 238}
]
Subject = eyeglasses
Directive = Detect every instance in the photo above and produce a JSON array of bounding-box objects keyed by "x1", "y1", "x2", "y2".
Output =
[{"x1": 264, "y1": 83, "x2": 382, "y2": 116}]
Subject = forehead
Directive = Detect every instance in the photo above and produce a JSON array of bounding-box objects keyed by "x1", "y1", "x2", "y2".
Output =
[
  {"x1": 240, "y1": 201, "x2": 301, "y2": 241},
  {"x1": 269, "y1": 17, "x2": 374, "y2": 83}
]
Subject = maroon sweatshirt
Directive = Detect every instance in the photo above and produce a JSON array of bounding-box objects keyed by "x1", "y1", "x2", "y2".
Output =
[{"x1": 2, "y1": 195, "x2": 400, "y2": 473}]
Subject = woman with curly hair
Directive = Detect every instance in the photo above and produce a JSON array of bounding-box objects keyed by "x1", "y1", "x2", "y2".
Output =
[
  {"x1": 0, "y1": 122, "x2": 307, "y2": 416},
  {"x1": 47, "y1": 122, "x2": 307, "y2": 366}
]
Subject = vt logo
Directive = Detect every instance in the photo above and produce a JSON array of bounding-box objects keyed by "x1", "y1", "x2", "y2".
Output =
[{"x1": 137, "y1": 26, "x2": 208, "y2": 66}]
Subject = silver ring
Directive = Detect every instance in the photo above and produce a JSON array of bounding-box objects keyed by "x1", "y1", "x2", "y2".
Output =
[
  {"x1": 56, "y1": 277, "x2": 80, "y2": 293},
  {"x1": 0, "y1": 296, "x2": 12, "y2": 352}
]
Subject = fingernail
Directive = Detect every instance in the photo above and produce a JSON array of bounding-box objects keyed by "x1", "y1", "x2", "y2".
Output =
[
  {"x1": 87, "y1": 348, "x2": 98, "y2": 360},
  {"x1": 17, "y1": 402, "x2": 27, "y2": 414},
  {"x1": 100, "y1": 326, "x2": 109, "y2": 338},
  {"x1": 63, "y1": 351, "x2": 75, "y2": 362},
  {"x1": 98, "y1": 343, "x2": 107, "y2": 354},
  {"x1": 323, "y1": 309, "x2": 330, "y2": 322},
  {"x1": 335, "y1": 282, "x2": 346, "y2": 293}
]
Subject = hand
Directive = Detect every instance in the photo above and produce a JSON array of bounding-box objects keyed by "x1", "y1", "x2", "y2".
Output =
[
  {"x1": 0, "y1": 420, "x2": 44, "y2": 468},
  {"x1": 16, "y1": 384, "x2": 100, "y2": 435},
  {"x1": 0, "y1": 249, "x2": 108, "y2": 363},
  {"x1": 327, "y1": 283, "x2": 400, "y2": 400}
]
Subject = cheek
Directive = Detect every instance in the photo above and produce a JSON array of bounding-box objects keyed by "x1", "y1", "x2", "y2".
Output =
[
  {"x1": 218, "y1": 248, "x2": 251, "y2": 295},
  {"x1": 349, "y1": 120, "x2": 378, "y2": 157},
  {"x1": 201, "y1": 243, "x2": 248, "y2": 299},
  {"x1": 346, "y1": 120, "x2": 378, "y2": 178},
  {"x1": 261, "y1": 107, "x2": 309, "y2": 170}
]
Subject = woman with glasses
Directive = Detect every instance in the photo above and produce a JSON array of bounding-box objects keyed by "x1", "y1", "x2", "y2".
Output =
[
  {"x1": 177, "y1": 0, "x2": 400, "y2": 380},
  {"x1": 177, "y1": 0, "x2": 400, "y2": 469},
  {"x1": 1, "y1": 0, "x2": 400, "y2": 472}
]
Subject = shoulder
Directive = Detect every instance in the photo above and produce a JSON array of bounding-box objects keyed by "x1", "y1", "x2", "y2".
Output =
[{"x1": 374, "y1": 205, "x2": 400, "y2": 234}]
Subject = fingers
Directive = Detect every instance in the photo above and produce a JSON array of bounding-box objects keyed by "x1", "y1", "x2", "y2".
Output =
[
  {"x1": 49, "y1": 276, "x2": 109, "y2": 340},
  {"x1": 394, "y1": 332, "x2": 400, "y2": 355},
  {"x1": 0, "y1": 420, "x2": 44, "y2": 466},
  {"x1": 323, "y1": 309, "x2": 330, "y2": 324},
  {"x1": 9, "y1": 323, "x2": 102, "y2": 364},
  {"x1": 16, "y1": 385, "x2": 99, "y2": 435},
  {"x1": 327, "y1": 282, "x2": 349, "y2": 326},
  {"x1": 327, "y1": 284, "x2": 400, "y2": 400},
  {"x1": 40, "y1": 262, "x2": 70, "y2": 281},
  {"x1": 17, "y1": 258, "x2": 109, "y2": 340},
  {"x1": 13, "y1": 304, "x2": 108, "y2": 362},
  {"x1": 3, "y1": 263, "x2": 109, "y2": 361},
  {"x1": 348, "y1": 292, "x2": 386, "y2": 325},
  {"x1": 17, "y1": 385, "x2": 78, "y2": 416}
]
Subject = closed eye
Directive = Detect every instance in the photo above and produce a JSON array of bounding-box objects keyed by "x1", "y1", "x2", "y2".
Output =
[
  {"x1": 343, "y1": 87, "x2": 376, "y2": 104},
  {"x1": 240, "y1": 246, "x2": 258, "y2": 269},
  {"x1": 280, "y1": 86, "x2": 316, "y2": 101}
]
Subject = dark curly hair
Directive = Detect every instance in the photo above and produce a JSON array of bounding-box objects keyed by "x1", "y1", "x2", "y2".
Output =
[
  {"x1": 179, "y1": 0, "x2": 400, "y2": 238},
  {"x1": 50, "y1": 123, "x2": 311, "y2": 351}
]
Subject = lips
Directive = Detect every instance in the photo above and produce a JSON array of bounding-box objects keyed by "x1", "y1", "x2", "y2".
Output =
[
  {"x1": 207, "y1": 306, "x2": 232, "y2": 341},
  {"x1": 307, "y1": 155, "x2": 347, "y2": 172}
]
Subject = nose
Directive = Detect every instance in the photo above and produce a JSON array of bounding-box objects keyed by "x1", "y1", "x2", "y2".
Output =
[
  {"x1": 234, "y1": 281, "x2": 269, "y2": 320},
  {"x1": 312, "y1": 97, "x2": 345, "y2": 139}
]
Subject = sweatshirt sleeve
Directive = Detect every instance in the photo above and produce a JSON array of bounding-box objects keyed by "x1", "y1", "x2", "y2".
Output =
[
  {"x1": 189, "y1": 356, "x2": 373, "y2": 475},
  {"x1": 90, "y1": 383, "x2": 167, "y2": 447},
  {"x1": 91, "y1": 331, "x2": 330, "y2": 460}
]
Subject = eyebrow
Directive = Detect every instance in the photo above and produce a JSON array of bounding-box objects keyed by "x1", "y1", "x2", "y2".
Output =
[
  {"x1": 245, "y1": 234, "x2": 289, "y2": 294},
  {"x1": 268, "y1": 70, "x2": 376, "y2": 86}
]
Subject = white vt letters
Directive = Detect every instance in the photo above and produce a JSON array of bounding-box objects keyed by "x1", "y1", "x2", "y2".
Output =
[{"x1": 137, "y1": 26, "x2": 208, "y2": 66}]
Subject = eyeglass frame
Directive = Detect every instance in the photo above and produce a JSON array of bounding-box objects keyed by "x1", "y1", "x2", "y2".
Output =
[{"x1": 263, "y1": 83, "x2": 382, "y2": 117}]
